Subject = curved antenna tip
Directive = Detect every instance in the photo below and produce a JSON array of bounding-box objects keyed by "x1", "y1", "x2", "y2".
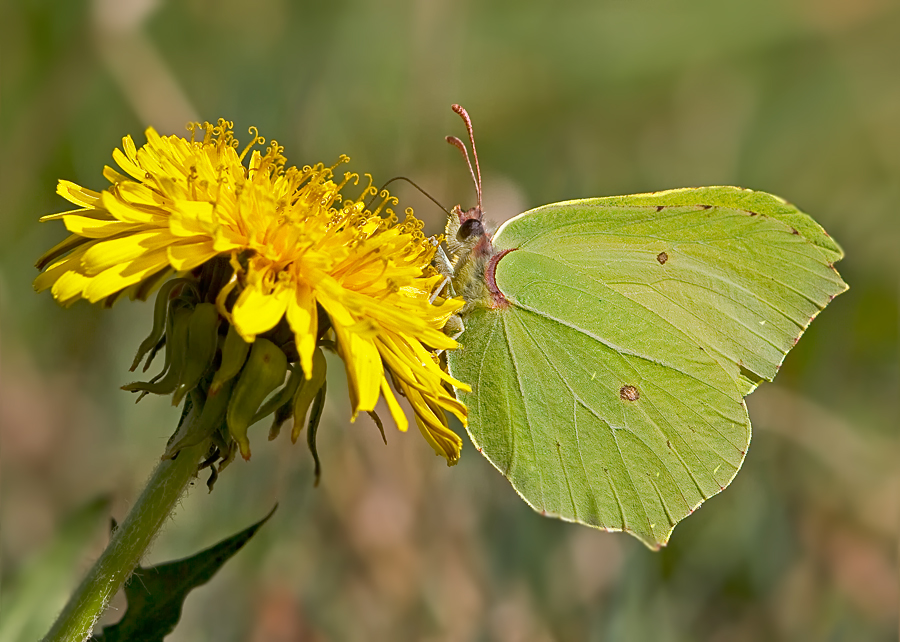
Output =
[{"x1": 448, "y1": 104, "x2": 483, "y2": 208}]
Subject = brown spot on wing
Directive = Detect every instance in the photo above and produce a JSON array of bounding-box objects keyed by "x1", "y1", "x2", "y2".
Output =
[{"x1": 620, "y1": 385, "x2": 640, "y2": 402}]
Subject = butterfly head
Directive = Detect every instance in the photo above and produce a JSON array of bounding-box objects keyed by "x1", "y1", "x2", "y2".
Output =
[{"x1": 454, "y1": 206, "x2": 485, "y2": 241}]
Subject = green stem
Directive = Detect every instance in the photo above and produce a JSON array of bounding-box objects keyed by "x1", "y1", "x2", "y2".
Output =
[{"x1": 42, "y1": 438, "x2": 210, "y2": 642}]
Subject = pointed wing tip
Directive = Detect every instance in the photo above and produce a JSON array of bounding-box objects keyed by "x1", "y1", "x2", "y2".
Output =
[{"x1": 626, "y1": 526, "x2": 674, "y2": 551}]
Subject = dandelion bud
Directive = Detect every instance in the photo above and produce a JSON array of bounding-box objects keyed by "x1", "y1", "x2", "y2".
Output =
[
  {"x1": 172, "y1": 303, "x2": 220, "y2": 406},
  {"x1": 226, "y1": 338, "x2": 289, "y2": 460},
  {"x1": 210, "y1": 325, "x2": 250, "y2": 394},
  {"x1": 291, "y1": 348, "x2": 328, "y2": 443}
]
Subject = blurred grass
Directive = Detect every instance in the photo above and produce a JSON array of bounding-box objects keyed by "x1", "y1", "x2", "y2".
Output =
[{"x1": 1, "y1": 0, "x2": 898, "y2": 640}]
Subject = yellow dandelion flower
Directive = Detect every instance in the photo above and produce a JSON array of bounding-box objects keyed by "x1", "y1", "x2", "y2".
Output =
[{"x1": 35, "y1": 119, "x2": 468, "y2": 465}]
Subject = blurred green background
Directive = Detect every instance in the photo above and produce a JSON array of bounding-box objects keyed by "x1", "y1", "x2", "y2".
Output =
[{"x1": 2, "y1": 0, "x2": 898, "y2": 640}]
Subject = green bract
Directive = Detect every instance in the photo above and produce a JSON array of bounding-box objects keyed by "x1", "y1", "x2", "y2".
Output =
[{"x1": 447, "y1": 186, "x2": 846, "y2": 549}]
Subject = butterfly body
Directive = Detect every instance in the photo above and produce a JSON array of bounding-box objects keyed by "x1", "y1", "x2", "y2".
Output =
[{"x1": 443, "y1": 204, "x2": 494, "y2": 313}]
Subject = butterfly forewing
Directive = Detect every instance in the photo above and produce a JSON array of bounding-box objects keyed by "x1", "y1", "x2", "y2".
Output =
[{"x1": 490, "y1": 187, "x2": 847, "y2": 395}]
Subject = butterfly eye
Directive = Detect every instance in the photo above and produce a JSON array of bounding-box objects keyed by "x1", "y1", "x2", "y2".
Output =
[{"x1": 457, "y1": 218, "x2": 484, "y2": 241}]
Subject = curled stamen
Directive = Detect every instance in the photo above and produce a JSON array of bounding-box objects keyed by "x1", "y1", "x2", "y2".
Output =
[
  {"x1": 341, "y1": 172, "x2": 361, "y2": 194},
  {"x1": 329, "y1": 154, "x2": 351, "y2": 172},
  {"x1": 186, "y1": 121, "x2": 201, "y2": 144},
  {"x1": 322, "y1": 173, "x2": 354, "y2": 210},
  {"x1": 264, "y1": 140, "x2": 286, "y2": 168},
  {"x1": 372, "y1": 192, "x2": 399, "y2": 218},
  {"x1": 334, "y1": 172, "x2": 354, "y2": 194},
  {"x1": 352, "y1": 173, "x2": 377, "y2": 207},
  {"x1": 238, "y1": 126, "x2": 265, "y2": 163}
]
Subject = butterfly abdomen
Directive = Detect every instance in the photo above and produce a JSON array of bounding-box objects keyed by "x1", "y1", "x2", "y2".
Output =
[{"x1": 453, "y1": 233, "x2": 496, "y2": 312}]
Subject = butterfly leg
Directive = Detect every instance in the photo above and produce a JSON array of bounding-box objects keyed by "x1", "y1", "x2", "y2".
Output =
[
  {"x1": 434, "y1": 315, "x2": 465, "y2": 356},
  {"x1": 430, "y1": 243, "x2": 458, "y2": 302},
  {"x1": 442, "y1": 315, "x2": 465, "y2": 341},
  {"x1": 431, "y1": 243, "x2": 455, "y2": 278},
  {"x1": 429, "y1": 239, "x2": 466, "y2": 348},
  {"x1": 430, "y1": 276, "x2": 451, "y2": 304}
]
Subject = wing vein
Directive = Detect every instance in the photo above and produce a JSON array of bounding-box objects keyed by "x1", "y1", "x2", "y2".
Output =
[
  {"x1": 503, "y1": 313, "x2": 547, "y2": 510},
  {"x1": 514, "y1": 312, "x2": 654, "y2": 536}
]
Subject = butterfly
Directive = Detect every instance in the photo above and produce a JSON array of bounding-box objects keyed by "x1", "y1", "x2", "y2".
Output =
[{"x1": 435, "y1": 104, "x2": 847, "y2": 549}]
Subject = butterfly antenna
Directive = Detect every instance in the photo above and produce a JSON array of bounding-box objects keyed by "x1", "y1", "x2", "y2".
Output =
[
  {"x1": 370, "y1": 176, "x2": 452, "y2": 216},
  {"x1": 445, "y1": 135, "x2": 478, "y2": 203},
  {"x1": 447, "y1": 104, "x2": 483, "y2": 209}
]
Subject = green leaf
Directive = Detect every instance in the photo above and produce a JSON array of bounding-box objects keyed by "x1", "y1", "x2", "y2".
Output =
[
  {"x1": 91, "y1": 506, "x2": 276, "y2": 642},
  {"x1": 0, "y1": 497, "x2": 110, "y2": 642},
  {"x1": 448, "y1": 187, "x2": 846, "y2": 549}
]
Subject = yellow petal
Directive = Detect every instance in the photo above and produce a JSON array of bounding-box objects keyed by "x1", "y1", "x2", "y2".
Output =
[
  {"x1": 41, "y1": 208, "x2": 96, "y2": 222},
  {"x1": 333, "y1": 321, "x2": 382, "y2": 414},
  {"x1": 169, "y1": 200, "x2": 216, "y2": 237},
  {"x1": 116, "y1": 181, "x2": 169, "y2": 208},
  {"x1": 35, "y1": 234, "x2": 93, "y2": 271},
  {"x1": 408, "y1": 388, "x2": 462, "y2": 465},
  {"x1": 51, "y1": 269, "x2": 92, "y2": 305},
  {"x1": 405, "y1": 334, "x2": 469, "y2": 390},
  {"x1": 380, "y1": 377, "x2": 408, "y2": 432},
  {"x1": 100, "y1": 191, "x2": 165, "y2": 225},
  {"x1": 35, "y1": 252, "x2": 83, "y2": 294},
  {"x1": 80, "y1": 231, "x2": 174, "y2": 275},
  {"x1": 84, "y1": 248, "x2": 170, "y2": 302},
  {"x1": 102, "y1": 165, "x2": 132, "y2": 185},
  {"x1": 232, "y1": 280, "x2": 290, "y2": 341},
  {"x1": 57, "y1": 180, "x2": 103, "y2": 208},
  {"x1": 62, "y1": 215, "x2": 146, "y2": 239},
  {"x1": 167, "y1": 239, "x2": 218, "y2": 270},
  {"x1": 112, "y1": 137, "x2": 145, "y2": 181},
  {"x1": 285, "y1": 282, "x2": 318, "y2": 377}
]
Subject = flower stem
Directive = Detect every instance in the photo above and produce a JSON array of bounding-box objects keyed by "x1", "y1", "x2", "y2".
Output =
[{"x1": 42, "y1": 438, "x2": 210, "y2": 642}]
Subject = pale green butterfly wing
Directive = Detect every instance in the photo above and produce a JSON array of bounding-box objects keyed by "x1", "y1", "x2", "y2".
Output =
[{"x1": 448, "y1": 187, "x2": 846, "y2": 548}]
